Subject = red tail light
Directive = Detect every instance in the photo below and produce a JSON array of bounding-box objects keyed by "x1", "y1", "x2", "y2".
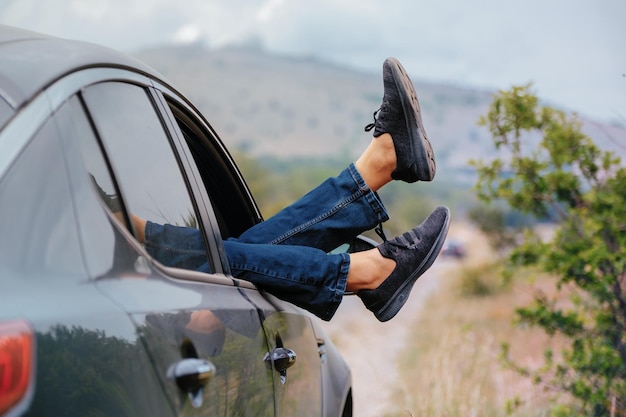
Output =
[{"x1": 0, "y1": 321, "x2": 34, "y2": 416}]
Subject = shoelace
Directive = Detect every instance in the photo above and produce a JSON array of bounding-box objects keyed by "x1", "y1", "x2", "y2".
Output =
[
  {"x1": 375, "y1": 222, "x2": 388, "y2": 242},
  {"x1": 364, "y1": 108, "x2": 381, "y2": 132}
]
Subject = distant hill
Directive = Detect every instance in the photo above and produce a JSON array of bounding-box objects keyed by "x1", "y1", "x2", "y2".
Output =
[{"x1": 135, "y1": 44, "x2": 626, "y2": 181}]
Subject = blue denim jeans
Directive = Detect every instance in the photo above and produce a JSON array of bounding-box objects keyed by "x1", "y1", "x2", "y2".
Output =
[{"x1": 144, "y1": 164, "x2": 389, "y2": 320}]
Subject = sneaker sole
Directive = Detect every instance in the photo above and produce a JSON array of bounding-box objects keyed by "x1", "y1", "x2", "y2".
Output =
[
  {"x1": 374, "y1": 207, "x2": 450, "y2": 322},
  {"x1": 386, "y1": 57, "x2": 436, "y2": 182}
]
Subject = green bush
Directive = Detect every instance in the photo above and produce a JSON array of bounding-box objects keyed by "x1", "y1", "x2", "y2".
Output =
[{"x1": 472, "y1": 84, "x2": 626, "y2": 415}]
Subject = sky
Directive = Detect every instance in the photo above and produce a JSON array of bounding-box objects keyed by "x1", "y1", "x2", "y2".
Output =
[{"x1": 1, "y1": 0, "x2": 624, "y2": 123}]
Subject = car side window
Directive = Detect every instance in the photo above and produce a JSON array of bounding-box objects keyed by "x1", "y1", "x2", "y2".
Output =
[
  {"x1": 81, "y1": 82, "x2": 212, "y2": 272},
  {"x1": 54, "y1": 95, "x2": 140, "y2": 278},
  {"x1": 0, "y1": 114, "x2": 85, "y2": 280}
]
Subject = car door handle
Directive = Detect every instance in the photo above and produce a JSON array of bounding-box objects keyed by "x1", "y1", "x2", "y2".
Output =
[
  {"x1": 263, "y1": 346, "x2": 297, "y2": 373},
  {"x1": 264, "y1": 333, "x2": 296, "y2": 384},
  {"x1": 264, "y1": 346, "x2": 296, "y2": 384},
  {"x1": 167, "y1": 358, "x2": 216, "y2": 408}
]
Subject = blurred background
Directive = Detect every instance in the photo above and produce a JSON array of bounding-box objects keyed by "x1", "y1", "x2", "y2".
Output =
[
  {"x1": 3, "y1": 1, "x2": 625, "y2": 415},
  {"x1": 2, "y1": 0, "x2": 625, "y2": 122}
]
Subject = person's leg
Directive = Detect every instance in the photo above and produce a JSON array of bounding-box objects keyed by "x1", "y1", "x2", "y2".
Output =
[
  {"x1": 354, "y1": 133, "x2": 396, "y2": 192},
  {"x1": 142, "y1": 219, "x2": 208, "y2": 270},
  {"x1": 140, "y1": 214, "x2": 350, "y2": 320},
  {"x1": 234, "y1": 132, "x2": 395, "y2": 251},
  {"x1": 225, "y1": 205, "x2": 450, "y2": 322},
  {"x1": 140, "y1": 57, "x2": 449, "y2": 322},
  {"x1": 235, "y1": 161, "x2": 389, "y2": 252},
  {"x1": 141, "y1": 148, "x2": 392, "y2": 261},
  {"x1": 139, "y1": 203, "x2": 449, "y2": 322},
  {"x1": 236, "y1": 57, "x2": 436, "y2": 251},
  {"x1": 223, "y1": 240, "x2": 349, "y2": 320}
]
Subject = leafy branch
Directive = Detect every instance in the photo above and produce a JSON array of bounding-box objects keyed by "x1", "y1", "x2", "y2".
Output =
[{"x1": 473, "y1": 84, "x2": 626, "y2": 415}]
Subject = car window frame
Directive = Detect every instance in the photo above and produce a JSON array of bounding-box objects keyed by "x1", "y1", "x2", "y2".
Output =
[
  {"x1": 79, "y1": 80, "x2": 216, "y2": 272},
  {"x1": 150, "y1": 82, "x2": 264, "y2": 273},
  {"x1": 146, "y1": 86, "x2": 230, "y2": 274},
  {"x1": 36, "y1": 66, "x2": 251, "y2": 284}
]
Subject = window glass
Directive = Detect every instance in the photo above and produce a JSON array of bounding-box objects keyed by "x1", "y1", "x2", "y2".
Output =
[
  {"x1": 54, "y1": 95, "x2": 139, "y2": 278},
  {"x1": 0, "y1": 116, "x2": 84, "y2": 280},
  {"x1": 82, "y1": 82, "x2": 210, "y2": 272}
]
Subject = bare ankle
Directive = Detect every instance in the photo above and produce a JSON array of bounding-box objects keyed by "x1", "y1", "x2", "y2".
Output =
[
  {"x1": 370, "y1": 250, "x2": 395, "y2": 289},
  {"x1": 346, "y1": 248, "x2": 395, "y2": 292},
  {"x1": 354, "y1": 134, "x2": 396, "y2": 191}
]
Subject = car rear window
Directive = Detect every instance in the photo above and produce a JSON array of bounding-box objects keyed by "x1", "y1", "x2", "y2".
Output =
[{"x1": 0, "y1": 115, "x2": 84, "y2": 280}]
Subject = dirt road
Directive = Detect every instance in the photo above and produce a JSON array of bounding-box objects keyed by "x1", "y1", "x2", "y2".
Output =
[{"x1": 321, "y1": 261, "x2": 452, "y2": 417}]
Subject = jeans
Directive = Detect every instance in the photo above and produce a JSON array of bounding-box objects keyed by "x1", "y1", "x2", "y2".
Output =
[{"x1": 144, "y1": 164, "x2": 389, "y2": 320}]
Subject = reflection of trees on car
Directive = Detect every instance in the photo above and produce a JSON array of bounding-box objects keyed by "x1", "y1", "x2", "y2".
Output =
[
  {"x1": 180, "y1": 209, "x2": 198, "y2": 229},
  {"x1": 28, "y1": 319, "x2": 278, "y2": 417},
  {"x1": 26, "y1": 326, "x2": 169, "y2": 417}
]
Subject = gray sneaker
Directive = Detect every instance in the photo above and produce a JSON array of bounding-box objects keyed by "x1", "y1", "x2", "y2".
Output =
[
  {"x1": 357, "y1": 206, "x2": 450, "y2": 322},
  {"x1": 365, "y1": 57, "x2": 436, "y2": 183}
]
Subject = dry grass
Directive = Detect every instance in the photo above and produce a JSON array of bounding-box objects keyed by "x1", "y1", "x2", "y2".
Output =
[{"x1": 385, "y1": 225, "x2": 569, "y2": 417}]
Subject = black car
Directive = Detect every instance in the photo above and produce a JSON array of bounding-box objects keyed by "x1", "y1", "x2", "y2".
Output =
[{"x1": 0, "y1": 25, "x2": 352, "y2": 417}]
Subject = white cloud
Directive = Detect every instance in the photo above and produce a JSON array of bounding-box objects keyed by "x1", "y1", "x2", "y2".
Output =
[
  {"x1": 256, "y1": 0, "x2": 286, "y2": 22},
  {"x1": 173, "y1": 24, "x2": 203, "y2": 44}
]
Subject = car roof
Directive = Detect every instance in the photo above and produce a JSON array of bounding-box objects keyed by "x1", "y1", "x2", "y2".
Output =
[{"x1": 0, "y1": 24, "x2": 163, "y2": 111}]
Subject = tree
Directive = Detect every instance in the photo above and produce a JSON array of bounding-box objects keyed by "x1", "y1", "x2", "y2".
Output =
[{"x1": 471, "y1": 84, "x2": 626, "y2": 415}]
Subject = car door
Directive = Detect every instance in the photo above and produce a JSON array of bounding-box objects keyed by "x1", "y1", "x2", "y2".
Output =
[
  {"x1": 155, "y1": 90, "x2": 324, "y2": 417},
  {"x1": 74, "y1": 79, "x2": 278, "y2": 416}
]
